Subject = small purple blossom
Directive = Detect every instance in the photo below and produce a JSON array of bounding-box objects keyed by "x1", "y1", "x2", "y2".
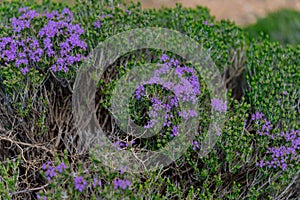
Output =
[
  {"x1": 120, "y1": 166, "x2": 128, "y2": 174},
  {"x1": 93, "y1": 178, "x2": 102, "y2": 188},
  {"x1": 135, "y1": 85, "x2": 145, "y2": 100},
  {"x1": 125, "y1": 9, "x2": 131, "y2": 15},
  {"x1": 0, "y1": 8, "x2": 87, "y2": 74},
  {"x1": 74, "y1": 176, "x2": 87, "y2": 192},
  {"x1": 36, "y1": 194, "x2": 47, "y2": 200},
  {"x1": 283, "y1": 91, "x2": 288, "y2": 95},
  {"x1": 255, "y1": 112, "x2": 299, "y2": 171},
  {"x1": 44, "y1": 165, "x2": 57, "y2": 181},
  {"x1": 21, "y1": 66, "x2": 29, "y2": 75},
  {"x1": 192, "y1": 141, "x2": 199, "y2": 150},
  {"x1": 113, "y1": 141, "x2": 128, "y2": 150},
  {"x1": 93, "y1": 20, "x2": 102, "y2": 28},
  {"x1": 251, "y1": 111, "x2": 264, "y2": 121},
  {"x1": 170, "y1": 125, "x2": 180, "y2": 137},
  {"x1": 160, "y1": 54, "x2": 169, "y2": 62},
  {"x1": 113, "y1": 179, "x2": 131, "y2": 190},
  {"x1": 42, "y1": 161, "x2": 52, "y2": 170},
  {"x1": 211, "y1": 99, "x2": 227, "y2": 113},
  {"x1": 55, "y1": 162, "x2": 67, "y2": 173},
  {"x1": 18, "y1": 7, "x2": 29, "y2": 13},
  {"x1": 60, "y1": 8, "x2": 73, "y2": 22}
]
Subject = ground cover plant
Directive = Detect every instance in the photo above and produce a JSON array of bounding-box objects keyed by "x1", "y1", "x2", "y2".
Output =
[
  {"x1": 244, "y1": 9, "x2": 300, "y2": 46},
  {"x1": 0, "y1": 0, "x2": 299, "y2": 199}
]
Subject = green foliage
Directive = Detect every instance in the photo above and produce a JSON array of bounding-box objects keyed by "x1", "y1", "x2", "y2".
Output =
[
  {"x1": 244, "y1": 9, "x2": 300, "y2": 46},
  {"x1": 246, "y1": 41, "x2": 299, "y2": 129},
  {"x1": 0, "y1": 0, "x2": 299, "y2": 199},
  {"x1": 0, "y1": 156, "x2": 20, "y2": 200}
]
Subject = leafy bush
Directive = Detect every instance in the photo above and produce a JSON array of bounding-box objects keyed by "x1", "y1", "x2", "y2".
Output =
[
  {"x1": 244, "y1": 9, "x2": 300, "y2": 46},
  {"x1": 0, "y1": 0, "x2": 299, "y2": 199}
]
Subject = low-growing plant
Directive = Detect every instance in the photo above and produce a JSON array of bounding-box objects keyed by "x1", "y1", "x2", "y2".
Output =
[
  {"x1": 0, "y1": 0, "x2": 299, "y2": 199},
  {"x1": 244, "y1": 9, "x2": 300, "y2": 46}
]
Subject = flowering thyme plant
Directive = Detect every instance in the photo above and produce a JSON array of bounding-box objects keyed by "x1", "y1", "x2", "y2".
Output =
[
  {"x1": 0, "y1": 7, "x2": 87, "y2": 75},
  {"x1": 0, "y1": 0, "x2": 299, "y2": 199}
]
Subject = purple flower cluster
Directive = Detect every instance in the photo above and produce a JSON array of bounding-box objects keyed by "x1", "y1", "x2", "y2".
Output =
[
  {"x1": 10, "y1": 9, "x2": 39, "y2": 32},
  {"x1": 192, "y1": 141, "x2": 199, "y2": 150},
  {"x1": 251, "y1": 111, "x2": 264, "y2": 121},
  {"x1": 211, "y1": 98, "x2": 227, "y2": 113},
  {"x1": 36, "y1": 194, "x2": 47, "y2": 200},
  {"x1": 113, "y1": 179, "x2": 131, "y2": 190},
  {"x1": 93, "y1": 13, "x2": 113, "y2": 28},
  {"x1": 125, "y1": 9, "x2": 131, "y2": 15},
  {"x1": 42, "y1": 161, "x2": 67, "y2": 181},
  {"x1": 0, "y1": 35, "x2": 42, "y2": 74},
  {"x1": 0, "y1": 8, "x2": 87, "y2": 74},
  {"x1": 253, "y1": 112, "x2": 300, "y2": 171},
  {"x1": 134, "y1": 54, "x2": 201, "y2": 137},
  {"x1": 92, "y1": 178, "x2": 102, "y2": 188},
  {"x1": 203, "y1": 20, "x2": 214, "y2": 26},
  {"x1": 93, "y1": 20, "x2": 102, "y2": 28},
  {"x1": 119, "y1": 165, "x2": 128, "y2": 174},
  {"x1": 74, "y1": 176, "x2": 87, "y2": 192},
  {"x1": 113, "y1": 140, "x2": 135, "y2": 150}
]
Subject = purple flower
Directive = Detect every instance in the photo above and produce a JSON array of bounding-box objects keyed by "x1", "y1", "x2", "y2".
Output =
[
  {"x1": 113, "y1": 179, "x2": 131, "y2": 190},
  {"x1": 135, "y1": 85, "x2": 145, "y2": 100},
  {"x1": 55, "y1": 162, "x2": 67, "y2": 173},
  {"x1": 113, "y1": 141, "x2": 128, "y2": 150},
  {"x1": 93, "y1": 20, "x2": 102, "y2": 28},
  {"x1": 21, "y1": 66, "x2": 29, "y2": 75},
  {"x1": 61, "y1": 8, "x2": 73, "y2": 22},
  {"x1": 120, "y1": 166, "x2": 128, "y2": 174},
  {"x1": 93, "y1": 178, "x2": 102, "y2": 188},
  {"x1": 251, "y1": 111, "x2": 264, "y2": 121},
  {"x1": 256, "y1": 113, "x2": 299, "y2": 171},
  {"x1": 170, "y1": 125, "x2": 180, "y2": 137},
  {"x1": 216, "y1": 128, "x2": 222, "y2": 136},
  {"x1": 20, "y1": 10, "x2": 39, "y2": 20},
  {"x1": 42, "y1": 161, "x2": 52, "y2": 170},
  {"x1": 74, "y1": 176, "x2": 87, "y2": 192},
  {"x1": 179, "y1": 109, "x2": 198, "y2": 119},
  {"x1": 15, "y1": 58, "x2": 28, "y2": 68},
  {"x1": 160, "y1": 54, "x2": 169, "y2": 62},
  {"x1": 192, "y1": 141, "x2": 199, "y2": 150},
  {"x1": 281, "y1": 163, "x2": 287, "y2": 171},
  {"x1": 211, "y1": 99, "x2": 227, "y2": 113},
  {"x1": 36, "y1": 194, "x2": 47, "y2": 200},
  {"x1": 45, "y1": 10, "x2": 60, "y2": 20},
  {"x1": 45, "y1": 165, "x2": 57, "y2": 181},
  {"x1": 125, "y1": 9, "x2": 131, "y2": 15},
  {"x1": 10, "y1": 17, "x2": 26, "y2": 32},
  {"x1": 130, "y1": 140, "x2": 135, "y2": 145},
  {"x1": 18, "y1": 7, "x2": 29, "y2": 13}
]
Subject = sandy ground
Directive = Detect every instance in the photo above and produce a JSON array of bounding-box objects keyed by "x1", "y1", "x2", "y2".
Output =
[{"x1": 132, "y1": 0, "x2": 300, "y2": 26}]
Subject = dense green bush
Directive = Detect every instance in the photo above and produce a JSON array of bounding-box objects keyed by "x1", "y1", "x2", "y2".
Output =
[
  {"x1": 0, "y1": 0, "x2": 299, "y2": 199},
  {"x1": 244, "y1": 9, "x2": 300, "y2": 46}
]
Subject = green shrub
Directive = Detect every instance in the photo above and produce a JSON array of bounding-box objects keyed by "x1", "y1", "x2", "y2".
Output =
[
  {"x1": 244, "y1": 9, "x2": 300, "y2": 46},
  {"x1": 0, "y1": 0, "x2": 299, "y2": 199}
]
